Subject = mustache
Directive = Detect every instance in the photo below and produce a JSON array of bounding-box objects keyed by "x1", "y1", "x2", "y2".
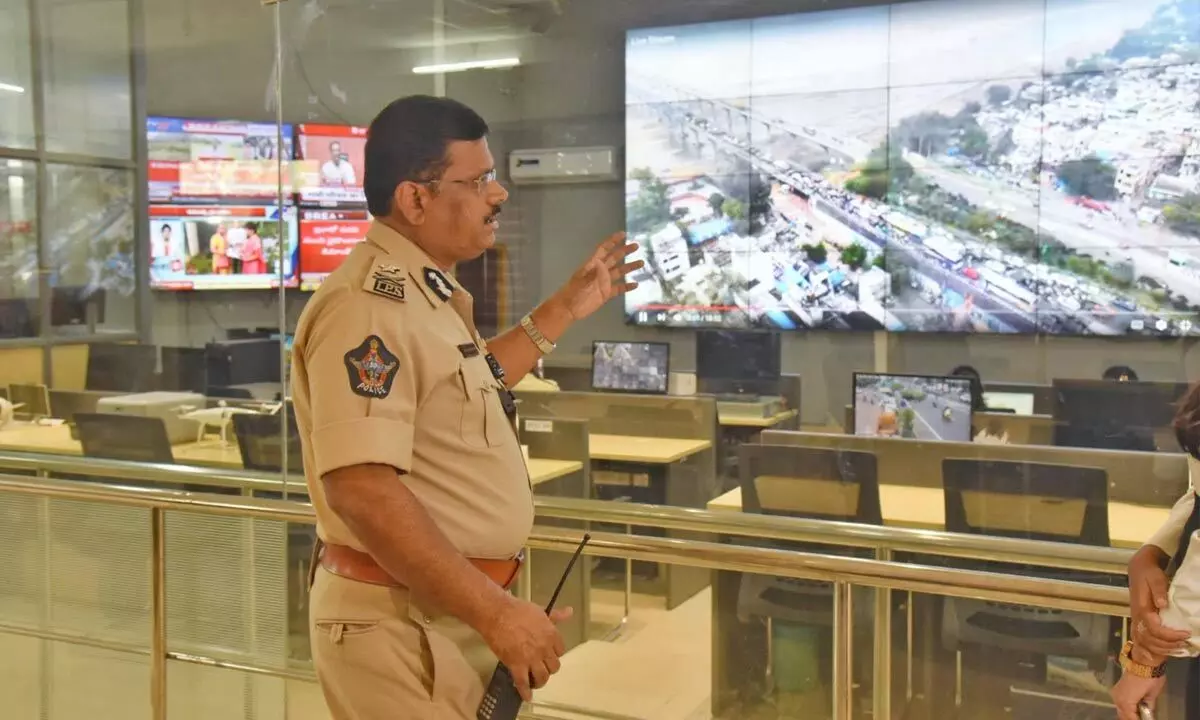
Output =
[{"x1": 485, "y1": 205, "x2": 503, "y2": 220}]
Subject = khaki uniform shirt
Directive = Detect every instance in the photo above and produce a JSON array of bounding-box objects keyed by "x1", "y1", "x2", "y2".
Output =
[{"x1": 292, "y1": 221, "x2": 533, "y2": 560}]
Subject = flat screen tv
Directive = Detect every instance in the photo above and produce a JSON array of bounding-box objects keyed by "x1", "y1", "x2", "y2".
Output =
[
  {"x1": 149, "y1": 204, "x2": 299, "y2": 290},
  {"x1": 146, "y1": 116, "x2": 294, "y2": 203},
  {"x1": 295, "y1": 123, "x2": 368, "y2": 207},
  {"x1": 298, "y1": 208, "x2": 372, "y2": 290},
  {"x1": 623, "y1": 0, "x2": 1200, "y2": 337}
]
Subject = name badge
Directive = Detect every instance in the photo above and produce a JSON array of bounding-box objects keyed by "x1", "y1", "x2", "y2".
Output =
[{"x1": 457, "y1": 343, "x2": 480, "y2": 358}]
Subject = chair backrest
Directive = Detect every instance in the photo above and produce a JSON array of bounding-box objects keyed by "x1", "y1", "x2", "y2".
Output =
[
  {"x1": 232, "y1": 412, "x2": 302, "y2": 472},
  {"x1": 160, "y1": 346, "x2": 208, "y2": 393},
  {"x1": 75, "y1": 413, "x2": 174, "y2": 464},
  {"x1": 48, "y1": 389, "x2": 109, "y2": 425},
  {"x1": 8, "y1": 383, "x2": 51, "y2": 420},
  {"x1": 739, "y1": 443, "x2": 881, "y2": 525},
  {"x1": 942, "y1": 457, "x2": 1109, "y2": 546}
]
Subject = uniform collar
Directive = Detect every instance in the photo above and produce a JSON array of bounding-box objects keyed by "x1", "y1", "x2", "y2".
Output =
[{"x1": 364, "y1": 220, "x2": 462, "y2": 308}]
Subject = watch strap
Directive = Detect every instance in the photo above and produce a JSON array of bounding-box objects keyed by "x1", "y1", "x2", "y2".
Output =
[
  {"x1": 520, "y1": 314, "x2": 556, "y2": 355},
  {"x1": 1121, "y1": 641, "x2": 1167, "y2": 678}
]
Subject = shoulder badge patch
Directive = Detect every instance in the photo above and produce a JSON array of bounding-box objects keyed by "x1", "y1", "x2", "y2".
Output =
[
  {"x1": 364, "y1": 261, "x2": 407, "y2": 303},
  {"x1": 344, "y1": 335, "x2": 400, "y2": 399},
  {"x1": 423, "y1": 267, "x2": 454, "y2": 302}
]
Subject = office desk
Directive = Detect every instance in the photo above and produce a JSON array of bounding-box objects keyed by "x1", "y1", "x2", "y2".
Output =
[
  {"x1": 2, "y1": 424, "x2": 583, "y2": 489},
  {"x1": 527, "y1": 458, "x2": 583, "y2": 487},
  {"x1": 0, "y1": 423, "x2": 245, "y2": 468},
  {"x1": 588, "y1": 434, "x2": 712, "y2": 464},
  {"x1": 718, "y1": 409, "x2": 798, "y2": 429},
  {"x1": 586, "y1": 433, "x2": 716, "y2": 610},
  {"x1": 707, "y1": 485, "x2": 1170, "y2": 549}
]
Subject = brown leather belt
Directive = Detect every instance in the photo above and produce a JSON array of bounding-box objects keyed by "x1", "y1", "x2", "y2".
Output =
[{"x1": 316, "y1": 541, "x2": 523, "y2": 590}]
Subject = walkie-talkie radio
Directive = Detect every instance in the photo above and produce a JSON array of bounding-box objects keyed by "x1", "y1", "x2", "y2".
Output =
[{"x1": 476, "y1": 533, "x2": 591, "y2": 720}]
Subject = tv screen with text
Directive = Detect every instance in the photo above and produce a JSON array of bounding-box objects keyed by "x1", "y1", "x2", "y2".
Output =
[
  {"x1": 299, "y1": 208, "x2": 372, "y2": 290},
  {"x1": 149, "y1": 205, "x2": 299, "y2": 290},
  {"x1": 296, "y1": 124, "x2": 367, "y2": 206},
  {"x1": 147, "y1": 117, "x2": 295, "y2": 203}
]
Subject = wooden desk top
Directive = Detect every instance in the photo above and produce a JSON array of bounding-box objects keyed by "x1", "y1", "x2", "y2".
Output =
[
  {"x1": 719, "y1": 409, "x2": 798, "y2": 428},
  {"x1": 589, "y1": 434, "x2": 712, "y2": 464},
  {"x1": 527, "y1": 458, "x2": 583, "y2": 486},
  {"x1": 706, "y1": 485, "x2": 1168, "y2": 549}
]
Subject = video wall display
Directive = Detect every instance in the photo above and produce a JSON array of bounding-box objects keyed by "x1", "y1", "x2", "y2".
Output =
[
  {"x1": 146, "y1": 117, "x2": 369, "y2": 291},
  {"x1": 148, "y1": 205, "x2": 299, "y2": 291},
  {"x1": 296, "y1": 123, "x2": 367, "y2": 206},
  {"x1": 624, "y1": 0, "x2": 1200, "y2": 337},
  {"x1": 299, "y1": 208, "x2": 372, "y2": 290}
]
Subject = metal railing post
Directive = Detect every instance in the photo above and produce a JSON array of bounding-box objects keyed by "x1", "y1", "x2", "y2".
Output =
[
  {"x1": 832, "y1": 581, "x2": 853, "y2": 720},
  {"x1": 150, "y1": 508, "x2": 167, "y2": 720},
  {"x1": 874, "y1": 548, "x2": 893, "y2": 720}
]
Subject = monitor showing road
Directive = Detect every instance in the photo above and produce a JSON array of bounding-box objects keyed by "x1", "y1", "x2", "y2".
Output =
[
  {"x1": 854, "y1": 373, "x2": 974, "y2": 442},
  {"x1": 624, "y1": 0, "x2": 1200, "y2": 337}
]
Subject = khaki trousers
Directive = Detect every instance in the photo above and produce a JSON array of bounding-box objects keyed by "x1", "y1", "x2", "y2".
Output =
[{"x1": 310, "y1": 566, "x2": 496, "y2": 720}]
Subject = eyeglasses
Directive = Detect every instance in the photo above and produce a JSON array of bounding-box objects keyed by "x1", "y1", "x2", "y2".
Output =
[{"x1": 425, "y1": 168, "x2": 497, "y2": 195}]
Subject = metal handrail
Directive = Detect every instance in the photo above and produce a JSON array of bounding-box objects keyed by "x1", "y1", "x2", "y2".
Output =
[
  {"x1": 0, "y1": 470, "x2": 1134, "y2": 720},
  {"x1": 0, "y1": 472, "x2": 1129, "y2": 615},
  {"x1": 0, "y1": 450, "x2": 1137, "y2": 574}
]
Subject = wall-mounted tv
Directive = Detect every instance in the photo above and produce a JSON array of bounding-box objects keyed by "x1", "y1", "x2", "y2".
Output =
[
  {"x1": 624, "y1": 0, "x2": 1200, "y2": 337},
  {"x1": 149, "y1": 205, "x2": 299, "y2": 290},
  {"x1": 298, "y1": 208, "x2": 372, "y2": 290},
  {"x1": 147, "y1": 117, "x2": 294, "y2": 203},
  {"x1": 295, "y1": 123, "x2": 367, "y2": 207}
]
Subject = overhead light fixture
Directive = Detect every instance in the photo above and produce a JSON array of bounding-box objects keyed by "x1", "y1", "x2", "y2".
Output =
[
  {"x1": 0, "y1": 82, "x2": 25, "y2": 93},
  {"x1": 412, "y1": 57, "x2": 521, "y2": 75}
]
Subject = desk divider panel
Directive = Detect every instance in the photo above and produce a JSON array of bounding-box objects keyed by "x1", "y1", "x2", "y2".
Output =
[
  {"x1": 760, "y1": 430, "x2": 1188, "y2": 508},
  {"x1": 514, "y1": 390, "x2": 718, "y2": 441}
]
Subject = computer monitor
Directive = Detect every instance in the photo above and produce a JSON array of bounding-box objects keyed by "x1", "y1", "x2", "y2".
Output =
[
  {"x1": 590, "y1": 341, "x2": 670, "y2": 395},
  {"x1": 982, "y1": 391, "x2": 1035, "y2": 416},
  {"x1": 695, "y1": 330, "x2": 782, "y2": 396},
  {"x1": 852, "y1": 372, "x2": 974, "y2": 442},
  {"x1": 51, "y1": 286, "x2": 106, "y2": 327},
  {"x1": 85, "y1": 343, "x2": 158, "y2": 393},
  {"x1": 1052, "y1": 379, "x2": 1188, "y2": 453}
]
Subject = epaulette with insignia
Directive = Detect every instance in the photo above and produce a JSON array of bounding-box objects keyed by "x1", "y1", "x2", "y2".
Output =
[{"x1": 364, "y1": 258, "x2": 408, "y2": 302}]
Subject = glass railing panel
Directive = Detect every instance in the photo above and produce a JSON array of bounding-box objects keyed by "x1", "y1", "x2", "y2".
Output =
[{"x1": 891, "y1": 590, "x2": 1141, "y2": 720}]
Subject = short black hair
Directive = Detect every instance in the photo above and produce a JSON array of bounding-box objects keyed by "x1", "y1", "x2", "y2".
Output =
[{"x1": 364, "y1": 95, "x2": 490, "y2": 218}]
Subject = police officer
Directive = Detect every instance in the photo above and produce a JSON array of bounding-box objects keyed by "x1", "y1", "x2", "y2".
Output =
[{"x1": 291, "y1": 95, "x2": 642, "y2": 719}]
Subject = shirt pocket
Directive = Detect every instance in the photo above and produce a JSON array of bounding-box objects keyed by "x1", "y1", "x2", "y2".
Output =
[{"x1": 458, "y1": 359, "x2": 513, "y2": 449}]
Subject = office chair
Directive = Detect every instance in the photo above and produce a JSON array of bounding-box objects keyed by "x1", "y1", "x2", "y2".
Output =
[
  {"x1": 940, "y1": 457, "x2": 1115, "y2": 662},
  {"x1": 736, "y1": 444, "x2": 880, "y2": 626},
  {"x1": 8, "y1": 383, "x2": 51, "y2": 421},
  {"x1": 231, "y1": 412, "x2": 312, "y2": 660}
]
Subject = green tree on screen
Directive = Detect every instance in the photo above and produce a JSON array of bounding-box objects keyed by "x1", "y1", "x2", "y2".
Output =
[
  {"x1": 840, "y1": 243, "x2": 868, "y2": 270},
  {"x1": 1057, "y1": 155, "x2": 1118, "y2": 200}
]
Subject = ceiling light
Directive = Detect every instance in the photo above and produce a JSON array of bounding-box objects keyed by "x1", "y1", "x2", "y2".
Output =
[
  {"x1": 412, "y1": 58, "x2": 521, "y2": 75},
  {"x1": 0, "y1": 83, "x2": 25, "y2": 93}
]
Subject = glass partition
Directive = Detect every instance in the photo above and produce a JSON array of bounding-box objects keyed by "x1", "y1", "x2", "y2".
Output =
[{"x1": 2, "y1": 0, "x2": 1199, "y2": 718}]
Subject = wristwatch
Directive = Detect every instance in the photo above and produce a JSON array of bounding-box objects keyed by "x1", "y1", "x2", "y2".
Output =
[
  {"x1": 520, "y1": 314, "x2": 556, "y2": 355},
  {"x1": 1119, "y1": 640, "x2": 1167, "y2": 678}
]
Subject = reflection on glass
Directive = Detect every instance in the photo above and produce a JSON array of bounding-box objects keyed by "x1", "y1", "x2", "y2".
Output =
[
  {"x1": 44, "y1": 164, "x2": 134, "y2": 332},
  {"x1": 0, "y1": 0, "x2": 35, "y2": 149},
  {"x1": 0, "y1": 159, "x2": 36, "y2": 338},
  {"x1": 39, "y1": 0, "x2": 132, "y2": 158}
]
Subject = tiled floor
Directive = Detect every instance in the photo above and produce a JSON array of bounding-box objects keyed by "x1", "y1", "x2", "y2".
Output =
[{"x1": 1, "y1": 586, "x2": 713, "y2": 720}]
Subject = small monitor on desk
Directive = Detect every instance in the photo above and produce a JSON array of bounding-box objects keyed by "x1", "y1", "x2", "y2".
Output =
[
  {"x1": 590, "y1": 341, "x2": 670, "y2": 395},
  {"x1": 86, "y1": 343, "x2": 157, "y2": 393},
  {"x1": 696, "y1": 330, "x2": 781, "y2": 397},
  {"x1": 1052, "y1": 379, "x2": 1187, "y2": 453},
  {"x1": 983, "y1": 391, "x2": 1035, "y2": 416},
  {"x1": 852, "y1": 372, "x2": 973, "y2": 442}
]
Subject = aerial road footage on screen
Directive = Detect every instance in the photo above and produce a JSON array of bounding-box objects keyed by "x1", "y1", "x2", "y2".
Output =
[
  {"x1": 623, "y1": 0, "x2": 1200, "y2": 337},
  {"x1": 854, "y1": 374, "x2": 974, "y2": 442}
]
